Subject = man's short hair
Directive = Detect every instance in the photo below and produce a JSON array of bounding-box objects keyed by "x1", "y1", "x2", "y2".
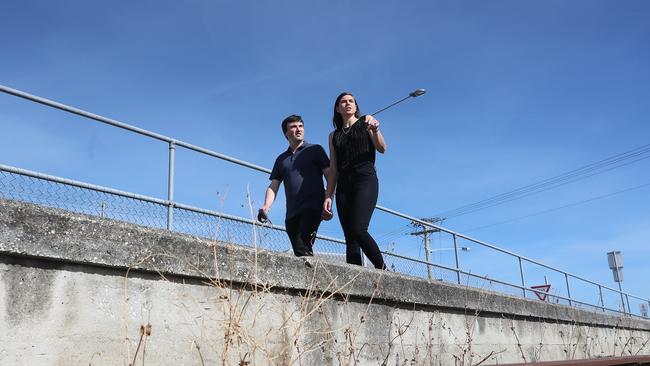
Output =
[{"x1": 282, "y1": 115, "x2": 303, "y2": 134}]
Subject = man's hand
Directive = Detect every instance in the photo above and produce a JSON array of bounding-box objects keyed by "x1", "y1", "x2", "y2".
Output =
[{"x1": 257, "y1": 207, "x2": 270, "y2": 224}]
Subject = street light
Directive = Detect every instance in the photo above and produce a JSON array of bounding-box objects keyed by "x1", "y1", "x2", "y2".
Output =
[
  {"x1": 370, "y1": 89, "x2": 427, "y2": 116},
  {"x1": 426, "y1": 246, "x2": 471, "y2": 282},
  {"x1": 430, "y1": 246, "x2": 471, "y2": 253},
  {"x1": 423, "y1": 246, "x2": 471, "y2": 282}
]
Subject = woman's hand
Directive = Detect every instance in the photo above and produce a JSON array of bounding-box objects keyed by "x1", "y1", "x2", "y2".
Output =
[
  {"x1": 364, "y1": 115, "x2": 380, "y2": 132},
  {"x1": 322, "y1": 197, "x2": 333, "y2": 221},
  {"x1": 364, "y1": 115, "x2": 387, "y2": 153}
]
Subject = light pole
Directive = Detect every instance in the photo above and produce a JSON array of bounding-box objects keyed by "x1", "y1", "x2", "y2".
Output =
[{"x1": 370, "y1": 89, "x2": 426, "y2": 116}]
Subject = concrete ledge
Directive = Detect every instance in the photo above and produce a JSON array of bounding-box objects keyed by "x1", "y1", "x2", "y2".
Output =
[{"x1": 1, "y1": 198, "x2": 648, "y2": 331}]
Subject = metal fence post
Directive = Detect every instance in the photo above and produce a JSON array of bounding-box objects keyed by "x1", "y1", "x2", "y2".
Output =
[
  {"x1": 453, "y1": 234, "x2": 461, "y2": 284},
  {"x1": 565, "y1": 273, "x2": 572, "y2": 306},
  {"x1": 617, "y1": 282, "x2": 626, "y2": 314},
  {"x1": 625, "y1": 294, "x2": 631, "y2": 315},
  {"x1": 519, "y1": 257, "x2": 526, "y2": 298},
  {"x1": 598, "y1": 285, "x2": 605, "y2": 312},
  {"x1": 167, "y1": 141, "x2": 176, "y2": 230}
]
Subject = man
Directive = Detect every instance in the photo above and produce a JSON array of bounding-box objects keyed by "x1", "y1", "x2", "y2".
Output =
[{"x1": 260, "y1": 115, "x2": 330, "y2": 257}]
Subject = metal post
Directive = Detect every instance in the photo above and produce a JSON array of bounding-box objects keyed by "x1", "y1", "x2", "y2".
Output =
[
  {"x1": 424, "y1": 230, "x2": 432, "y2": 280},
  {"x1": 167, "y1": 141, "x2": 176, "y2": 230},
  {"x1": 565, "y1": 273, "x2": 572, "y2": 306},
  {"x1": 100, "y1": 202, "x2": 107, "y2": 218},
  {"x1": 518, "y1": 257, "x2": 526, "y2": 298},
  {"x1": 617, "y1": 281, "x2": 626, "y2": 314},
  {"x1": 610, "y1": 252, "x2": 627, "y2": 314},
  {"x1": 625, "y1": 294, "x2": 631, "y2": 315},
  {"x1": 598, "y1": 285, "x2": 605, "y2": 312},
  {"x1": 453, "y1": 234, "x2": 461, "y2": 284}
]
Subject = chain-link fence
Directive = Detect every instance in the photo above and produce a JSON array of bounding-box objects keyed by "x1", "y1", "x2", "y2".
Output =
[
  {"x1": 171, "y1": 205, "x2": 348, "y2": 257},
  {"x1": 3, "y1": 164, "x2": 650, "y2": 319},
  {"x1": 0, "y1": 168, "x2": 169, "y2": 228},
  {"x1": 0, "y1": 166, "x2": 351, "y2": 260},
  {"x1": 2, "y1": 164, "x2": 649, "y2": 319}
]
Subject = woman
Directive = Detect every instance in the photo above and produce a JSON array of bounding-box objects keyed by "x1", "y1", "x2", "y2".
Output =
[{"x1": 323, "y1": 92, "x2": 387, "y2": 269}]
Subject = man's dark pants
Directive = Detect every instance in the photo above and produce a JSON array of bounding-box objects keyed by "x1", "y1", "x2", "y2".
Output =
[{"x1": 285, "y1": 208, "x2": 322, "y2": 257}]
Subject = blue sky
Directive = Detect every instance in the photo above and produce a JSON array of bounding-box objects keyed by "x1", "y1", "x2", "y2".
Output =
[{"x1": 1, "y1": 1, "x2": 649, "y2": 308}]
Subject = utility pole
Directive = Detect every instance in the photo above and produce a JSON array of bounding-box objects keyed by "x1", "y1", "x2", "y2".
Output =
[{"x1": 410, "y1": 217, "x2": 444, "y2": 280}]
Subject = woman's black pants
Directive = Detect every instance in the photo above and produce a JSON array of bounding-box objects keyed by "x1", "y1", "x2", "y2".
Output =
[{"x1": 336, "y1": 171, "x2": 386, "y2": 269}]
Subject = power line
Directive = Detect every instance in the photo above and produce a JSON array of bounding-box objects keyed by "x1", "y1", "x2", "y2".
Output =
[
  {"x1": 436, "y1": 143, "x2": 650, "y2": 218},
  {"x1": 440, "y1": 143, "x2": 650, "y2": 217},
  {"x1": 376, "y1": 224, "x2": 412, "y2": 242},
  {"x1": 458, "y1": 181, "x2": 650, "y2": 233},
  {"x1": 445, "y1": 154, "x2": 650, "y2": 218}
]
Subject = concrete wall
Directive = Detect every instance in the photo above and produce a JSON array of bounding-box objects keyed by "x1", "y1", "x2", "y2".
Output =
[{"x1": 1, "y1": 198, "x2": 649, "y2": 365}]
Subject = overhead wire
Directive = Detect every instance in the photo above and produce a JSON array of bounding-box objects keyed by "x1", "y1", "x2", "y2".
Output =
[
  {"x1": 376, "y1": 224, "x2": 412, "y2": 242},
  {"x1": 444, "y1": 154, "x2": 650, "y2": 218},
  {"x1": 458, "y1": 181, "x2": 650, "y2": 233},
  {"x1": 435, "y1": 143, "x2": 650, "y2": 218}
]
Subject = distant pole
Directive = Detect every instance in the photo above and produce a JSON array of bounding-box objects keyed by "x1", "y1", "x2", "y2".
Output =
[
  {"x1": 607, "y1": 251, "x2": 626, "y2": 314},
  {"x1": 410, "y1": 217, "x2": 443, "y2": 280}
]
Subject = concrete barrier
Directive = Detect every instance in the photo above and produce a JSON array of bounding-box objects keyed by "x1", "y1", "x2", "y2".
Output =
[{"x1": 1, "y1": 198, "x2": 649, "y2": 365}]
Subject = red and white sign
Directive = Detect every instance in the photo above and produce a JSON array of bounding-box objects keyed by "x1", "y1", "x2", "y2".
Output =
[{"x1": 531, "y1": 284, "x2": 551, "y2": 301}]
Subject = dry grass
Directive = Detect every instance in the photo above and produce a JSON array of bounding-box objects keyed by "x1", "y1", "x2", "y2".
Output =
[{"x1": 113, "y1": 193, "x2": 650, "y2": 366}]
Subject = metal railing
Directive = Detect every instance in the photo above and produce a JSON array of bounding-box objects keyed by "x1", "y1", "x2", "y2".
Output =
[
  {"x1": 1, "y1": 83, "x2": 648, "y2": 319},
  {"x1": 0, "y1": 164, "x2": 350, "y2": 259}
]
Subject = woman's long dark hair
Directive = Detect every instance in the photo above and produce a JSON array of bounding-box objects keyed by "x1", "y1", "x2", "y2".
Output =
[{"x1": 332, "y1": 92, "x2": 361, "y2": 130}]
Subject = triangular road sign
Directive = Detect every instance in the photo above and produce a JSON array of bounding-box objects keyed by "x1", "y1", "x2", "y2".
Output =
[{"x1": 531, "y1": 284, "x2": 551, "y2": 301}]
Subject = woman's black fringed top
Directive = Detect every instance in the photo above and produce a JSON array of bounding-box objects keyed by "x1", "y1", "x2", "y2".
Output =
[{"x1": 332, "y1": 117, "x2": 376, "y2": 174}]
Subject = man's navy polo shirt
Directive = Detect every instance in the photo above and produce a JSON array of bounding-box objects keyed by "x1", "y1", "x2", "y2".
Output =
[{"x1": 270, "y1": 142, "x2": 330, "y2": 219}]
